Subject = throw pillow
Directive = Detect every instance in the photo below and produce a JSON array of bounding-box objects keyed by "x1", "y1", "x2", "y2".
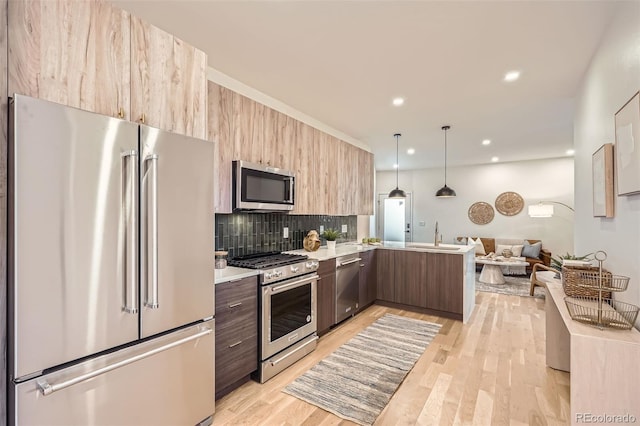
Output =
[
  {"x1": 471, "y1": 237, "x2": 486, "y2": 255},
  {"x1": 512, "y1": 244, "x2": 524, "y2": 257},
  {"x1": 522, "y1": 240, "x2": 542, "y2": 258},
  {"x1": 496, "y1": 244, "x2": 524, "y2": 257}
]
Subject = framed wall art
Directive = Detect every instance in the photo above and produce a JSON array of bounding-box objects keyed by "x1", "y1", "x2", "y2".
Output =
[
  {"x1": 592, "y1": 143, "x2": 614, "y2": 217},
  {"x1": 614, "y1": 91, "x2": 640, "y2": 196}
]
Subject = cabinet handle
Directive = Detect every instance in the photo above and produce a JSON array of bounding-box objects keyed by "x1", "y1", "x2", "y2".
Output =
[
  {"x1": 228, "y1": 341, "x2": 243, "y2": 348},
  {"x1": 360, "y1": 264, "x2": 365, "y2": 267},
  {"x1": 228, "y1": 302, "x2": 242, "y2": 308},
  {"x1": 140, "y1": 113, "x2": 146, "y2": 124},
  {"x1": 118, "y1": 107, "x2": 124, "y2": 118}
]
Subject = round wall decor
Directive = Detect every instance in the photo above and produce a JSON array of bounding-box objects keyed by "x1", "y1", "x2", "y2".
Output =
[
  {"x1": 468, "y1": 202, "x2": 495, "y2": 225},
  {"x1": 495, "y1": 191, "x2": 524, "y2": 216}
]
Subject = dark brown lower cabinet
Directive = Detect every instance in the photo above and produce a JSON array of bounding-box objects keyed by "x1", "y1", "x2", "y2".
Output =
[
  {"x1": 317, "y1": 258, "x2": 336, "y2": 334},
  {"x1": 374, "y1": 248, "x2": 465, "y2": 319},
  {"x1": 426, "y1": 252, "x2": 463, "y2": 314},
  {"x1": 376, "y1": 249, "x2": 395, "y2": 302},
  {"x1": 358, "y1": 250, "x2": 377, "y2": 310},
  {"x1": 215, "y1": 276, "x2": 258, "y2": 399},
  {"x1": 394, "y1": 251, "x2": 428, "y2": 308}
]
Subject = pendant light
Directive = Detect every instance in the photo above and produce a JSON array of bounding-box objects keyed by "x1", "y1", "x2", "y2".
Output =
[
  {"x1": 388, "y1": 133, "x2": 406, "y2": 198},
  {"x1": 436, "y1": 125, "x2": 456, "y2": 197}
]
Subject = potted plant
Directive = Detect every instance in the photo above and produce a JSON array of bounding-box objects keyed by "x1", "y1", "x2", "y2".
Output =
[{"x1": 322, "y1": 228, "x2": 341, "y2": 250}]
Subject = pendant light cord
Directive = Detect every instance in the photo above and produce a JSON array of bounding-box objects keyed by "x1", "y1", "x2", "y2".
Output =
[
  {"x1": 444, "y1": 128, "x2": 447, "y2": 186},
  {"x1": 396, "y1": 134, "x2": 399, "y2": 188}
]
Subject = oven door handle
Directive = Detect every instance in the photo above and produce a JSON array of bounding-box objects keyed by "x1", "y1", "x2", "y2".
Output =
[
  {"x1": 270, "y1": 274, "x2": 318, "y2": 294},
  {"x1": 270, "y1": 335, "x2": 319, "y2": 367}
]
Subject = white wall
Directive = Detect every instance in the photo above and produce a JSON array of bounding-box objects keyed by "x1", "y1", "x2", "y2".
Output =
[
  {"x1": 574, "y1": 1, "x2": 640, "y2": 326},
  {"x1": 376, "y1": 157, "x2": 574, "y2": 256}
]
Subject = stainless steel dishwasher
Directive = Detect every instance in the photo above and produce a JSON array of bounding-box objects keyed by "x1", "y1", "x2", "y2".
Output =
[{"x1": 335, "y1": 253, "x2": 361, "y2": 323}]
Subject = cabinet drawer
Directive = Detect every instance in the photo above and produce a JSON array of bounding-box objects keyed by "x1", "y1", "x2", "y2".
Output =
[
  {"x1": 318, "y1": 258, "x2": 336, "y2": 276},
  {"x1": 215, "y1": 276, "x2": 257, "y2": 323},
  {"x1": 215, "y1": 332, "x2": 257, "y2": 390},
  {"x1": 216, "y1": 315, "x2": 257, "y2": 347}
]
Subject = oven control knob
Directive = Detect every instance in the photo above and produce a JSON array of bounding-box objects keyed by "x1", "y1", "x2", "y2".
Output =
[
  {"x1": 264, "y1": 272, "x2": 273, "y2": 280},
  {"x1": 306, "y1": 261, "x2": 318, "y2": 269},
  {"x1": 275, "y1": 271, "x2": 283, "y2": 278},
  {"x1": 290, "y1": 266, "x2": 299, "y2": 273}
]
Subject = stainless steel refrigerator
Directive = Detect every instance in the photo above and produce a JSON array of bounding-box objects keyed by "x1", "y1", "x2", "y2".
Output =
[{"x1": 8, "y1": 95, "x2": 215, "y2": 425}]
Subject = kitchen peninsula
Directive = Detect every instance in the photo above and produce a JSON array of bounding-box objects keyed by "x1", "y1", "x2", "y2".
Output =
[{"x1": 287, "y1": 242, "x2": 476, "y2": 323}]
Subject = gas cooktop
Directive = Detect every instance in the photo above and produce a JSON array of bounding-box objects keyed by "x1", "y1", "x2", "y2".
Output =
[{"x1": 227, "y1": 251, "x2": 309, "y2": 269}]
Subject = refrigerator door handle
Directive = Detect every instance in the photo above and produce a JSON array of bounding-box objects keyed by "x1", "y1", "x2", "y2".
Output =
[
  {"x1": 121, "y1": 150, "x2": 139, "y2": 314},
  {"x1": 142, "y1": 154, "x2": 160, "y2": 309},
  {"x1": 35, "y1": 327, "x2": 212, "y2": 396}
]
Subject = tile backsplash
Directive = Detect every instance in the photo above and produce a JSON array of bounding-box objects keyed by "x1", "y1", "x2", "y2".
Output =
[{"x1": 215, "y1": 213, "x2": 357, "y2": 258}]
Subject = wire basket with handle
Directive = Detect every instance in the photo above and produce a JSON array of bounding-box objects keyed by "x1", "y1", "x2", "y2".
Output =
[
  {"x1": 565, "y1": 296, "x2": 639, "y2": 330},
  {"x1": 562, "y1": 265, "x2": 614, "y2": 298},
  {"x1": 563, "y1": 251, "x2": 638, "y2": 330}
]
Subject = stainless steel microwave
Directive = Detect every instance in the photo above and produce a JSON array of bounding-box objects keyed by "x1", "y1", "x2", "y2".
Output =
[{"x1": 232, "y1": 160, "x2": 295, "y2": 211}]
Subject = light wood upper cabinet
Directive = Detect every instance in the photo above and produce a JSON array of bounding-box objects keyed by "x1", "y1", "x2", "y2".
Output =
[
  {"x1": 208, "y1": 82, "x2": 233, "y2": 213},
  {"x1": 8, "y1": 0, "x2": 207, "y2": 139},
  {"x1": 263, "y1": 108, "x2": 294, "y2": 171},
  {"x1": 291, "y1": 122, "x2": 313, "y2": 214},
  {"x1": 207, "y1": 82, "x2": 374, "y2": 215},
  {"x1": 314, "y1": 131, "x2": 339, "y2": 215},
  {"x1": 233, "y1": 92, "x2": 263, "y2": 164},
  {"x1": 338, "y1": 140, "x2": 358, "y2": 215},
  {"x1": 357, "y1": 150, "x2": 374, "y2": 215},
  {"x1": 131, "y1": 16, "x2": 206, "y2": 139},
  {"x1": 9, "y1": 0, "x2": 131, "y2": 119}
]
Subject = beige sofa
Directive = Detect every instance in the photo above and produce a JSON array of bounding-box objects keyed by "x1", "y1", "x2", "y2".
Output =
[{"x1": 457, "y1": 237, "x2": 552, "y2": 274}]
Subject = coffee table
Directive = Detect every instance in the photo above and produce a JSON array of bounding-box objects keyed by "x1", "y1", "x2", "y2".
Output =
[{"x1": 475, "y1": 258, "x2": 529, "y2": 284}]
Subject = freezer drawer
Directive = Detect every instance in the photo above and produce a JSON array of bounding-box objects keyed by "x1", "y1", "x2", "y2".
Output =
[{"x1": 12, "y1": 320, "x2": 215, "y2": 426}]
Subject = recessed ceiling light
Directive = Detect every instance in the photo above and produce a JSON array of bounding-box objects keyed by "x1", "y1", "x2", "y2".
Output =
[
  {"x1": 491, "y1": 156, "x2": 499, "y2": 162},
  {"x1": 407, "y1": 148, "x2": 415, "y2": 155},
  {"x1": 482, "y1": 139, "x2": 491, "y2": 146},
  {"x1": 392, "y1": 97, "x2": 404, "y2": 106},
  {"x1": 504, "y1": 71, "x2": 520, "y2": 82},
  {"x1": 393, "y1": 163, "x2": 399, "y2": 169},
  {"x1": 566, "y1": 149, "x2": 575, "y2": 155}
]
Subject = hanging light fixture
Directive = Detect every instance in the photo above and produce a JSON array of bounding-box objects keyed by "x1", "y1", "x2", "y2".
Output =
[
  {"x1": 388, "y1": 133, "x2": 406, "y2": 198},
  {"x1": 436, "y1": 125, "x2": 456, "y2": 197}
]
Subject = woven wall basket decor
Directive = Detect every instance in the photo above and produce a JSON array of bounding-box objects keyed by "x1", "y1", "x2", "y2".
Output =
[
  {"x1": 495, "y1": 191, "x2": 524, "y2": 216},
  {"x1": 468, "y1": 202, "x2": 495, "y2": 225}
]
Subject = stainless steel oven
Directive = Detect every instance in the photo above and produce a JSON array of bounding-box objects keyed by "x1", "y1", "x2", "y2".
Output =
[
  {"x1": 261, "y1": 273, "x2": 318, "y2": 360},
  {"x1": 228, "y1": 252, "x2": 319, "y2": 383}
]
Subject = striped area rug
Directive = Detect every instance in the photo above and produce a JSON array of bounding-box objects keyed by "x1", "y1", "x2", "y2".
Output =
[{"x1": 283, "y1": 314, "x2": 441, "y2": 425}]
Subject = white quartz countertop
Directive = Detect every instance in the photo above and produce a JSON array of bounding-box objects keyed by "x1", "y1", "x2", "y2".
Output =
[
  {"x1": 214, "y1": 242, "x2": 473, "y2": 283},
  {"x1": 284, "y1": 241, "x2": 473, "y2": 260},
  {"x1": 284, "y1": 243, "x2": 377, "y2": 261},
  {"x1": 376, "y1": 241, "x2": 475, "y2": 255},
  {"x1": 214, "y1": 266, "x2": 260, "y2": 285}
]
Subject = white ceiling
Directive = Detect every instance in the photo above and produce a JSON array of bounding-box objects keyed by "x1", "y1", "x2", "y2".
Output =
[{"x1": 114, "y1": 0, "x2": 619, "y2": 171}]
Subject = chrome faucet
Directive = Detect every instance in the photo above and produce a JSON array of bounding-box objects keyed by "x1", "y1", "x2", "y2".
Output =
[{"x1": 434, "y1": 221, "x2": 441, "y2": 247}]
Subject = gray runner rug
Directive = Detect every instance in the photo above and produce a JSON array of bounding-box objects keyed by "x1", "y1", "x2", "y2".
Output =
[{"x1": 283, "y1": 313, "x2": 441, "y2": 425}]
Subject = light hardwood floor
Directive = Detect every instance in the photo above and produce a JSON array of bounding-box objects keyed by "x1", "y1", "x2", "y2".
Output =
[{"x1": 213, "y1": 291, "x2": 570, "y2": 425}]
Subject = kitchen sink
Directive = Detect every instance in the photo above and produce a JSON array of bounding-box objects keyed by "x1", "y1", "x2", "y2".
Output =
[{"x1": 406, "y1": 243, "x2": 460, "y2": 251}]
